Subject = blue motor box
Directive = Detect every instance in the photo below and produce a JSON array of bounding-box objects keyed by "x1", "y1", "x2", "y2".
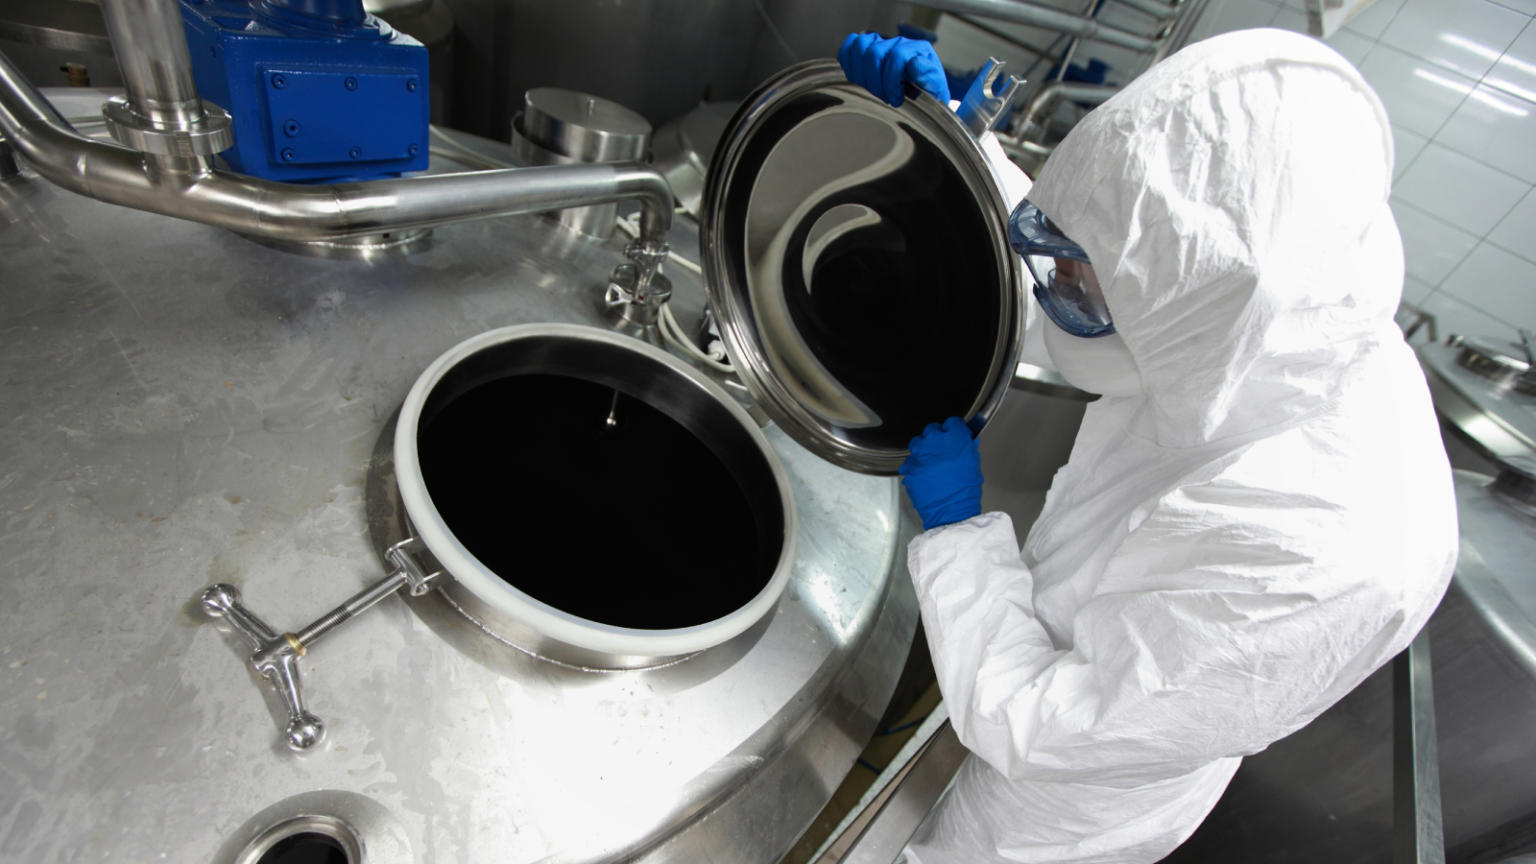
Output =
[{"x1": 181, "y1": 0, "x2": 429, "y2": 183}]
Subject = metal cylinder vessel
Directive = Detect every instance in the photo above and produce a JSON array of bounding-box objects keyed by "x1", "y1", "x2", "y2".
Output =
[
  {"x1": 509, "y1": 88, "x2": 654, "y2": 240},
  {"x1": 0, "y1": 94, "x2": 919, "y2": 862}
]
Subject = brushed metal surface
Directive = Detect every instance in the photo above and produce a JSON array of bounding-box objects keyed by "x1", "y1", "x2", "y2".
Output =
[{"x1": 0, "y1": 126, "x2": 919, "y2": 862}]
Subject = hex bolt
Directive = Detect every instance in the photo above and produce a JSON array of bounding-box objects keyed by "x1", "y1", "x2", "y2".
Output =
[
  {"x1": 283, "y1": 119, "x2": 301, "y2": 137},
  {"x1": 270, "y1": 73, "x2": 286, "y2": 89},
  {"x1": 280, "y1": 148, "x2": 295, "y2": 162},
  {"x1": 349, "y1": 146, "x2": 362, "y2": 160},
  {"x1": 344, "y1": 77, "x2": 358, "y2": 91},
  {"x1": 406, "y1": 78, "x2": 418, "y2": 93}
]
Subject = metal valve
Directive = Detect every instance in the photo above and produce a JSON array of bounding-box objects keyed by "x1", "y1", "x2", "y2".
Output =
[
  {"x1": 200, "y1": 537, "x2": 442, "y2": 751},
  {"x1": 605, "y1": 240, "x2": 673, "y2": 343}
]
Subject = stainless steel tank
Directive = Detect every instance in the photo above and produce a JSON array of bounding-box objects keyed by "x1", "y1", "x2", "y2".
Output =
[
  {"x1": 0, "y1": 100, "x2": 915, "y2": 864},
  {"x1": 0, "y1": 54, "x2": 1032, "y2": 860}
]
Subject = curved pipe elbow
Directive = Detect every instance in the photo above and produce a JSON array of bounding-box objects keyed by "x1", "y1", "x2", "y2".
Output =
[{"x1": 4, "y1": 60, "x2": 674, "y2": 244}]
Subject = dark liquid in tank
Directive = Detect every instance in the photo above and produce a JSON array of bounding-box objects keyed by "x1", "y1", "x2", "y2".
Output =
[
  {"x1": 416, "y1": 374, "x2": 773, "y2": 629},
  {"x1": 255, "y1": 833, "x2": 349, "y2": 864}
]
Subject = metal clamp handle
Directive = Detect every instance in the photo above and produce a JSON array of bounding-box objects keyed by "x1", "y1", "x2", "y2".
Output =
[
  {"x1": 199, "y1": 539, "x2": 443, "y2": 751},
  {"x1": 956, "y1": 58, "x2": 1026, "y2": 138},
  {"x1": 605, "y1": 243, "x2": 673, "y2": 339}
]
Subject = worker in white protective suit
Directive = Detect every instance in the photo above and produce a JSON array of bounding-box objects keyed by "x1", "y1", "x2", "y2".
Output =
[{"x1": 839, "y1": 28, "x2": 1459, "y2": 864}]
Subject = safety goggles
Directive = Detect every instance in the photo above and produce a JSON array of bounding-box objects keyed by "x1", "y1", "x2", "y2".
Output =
[{"x1": 1007, "y1": 200, "x2": 1115, "y2": 338}]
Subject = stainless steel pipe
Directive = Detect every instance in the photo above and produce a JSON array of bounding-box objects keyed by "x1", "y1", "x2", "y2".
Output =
[
  {"x1": 0, "y1": 0, "x2": 675, "y2": 250},
  {"x1": 1016, "y1": 80, "x2": 1120, "y2": 136},
  {"x1": 0, "y1": 50, "x2": 673, "y2": 246},
  {"x1": 1109, "y1": 0, "x2": 1180, "y2": 21},
  {"x1": 98, "y1": 0, "x2": 206, "y2": 128},
  {"x1": 921, "y1": 0, "x2": 1163, "y2": 51}
]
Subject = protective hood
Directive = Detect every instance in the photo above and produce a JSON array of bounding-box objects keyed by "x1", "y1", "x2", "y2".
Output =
[
  {"x1": 1027, "y1": 28, "x2": 1401, "y2": 447},
  {"x1": 904, "y1": 30, "x2": 1458, "y2": 864}
]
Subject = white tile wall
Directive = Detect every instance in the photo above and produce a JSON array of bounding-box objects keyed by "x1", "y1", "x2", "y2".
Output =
[
  {"x1": 1485, "y1": 22, "x2": 1536, "y2": 102},
  {"x1": 1344, "y1": 0, "x2": 1407, "y2": 39},
  {"x1": 1418, "y1": 288, "x2": 1519, "y2": 338},
  {"x1": 1441, "y1": 242, "x2": 1536, "y2": 322},
  {"x1": 1489, "y1": 0, "x2": 1536, "y2": 18},
  {"x1": 1489, "y1": 188, "x2": 1536, "y2": 254},
  {"x1": 1392, "y1": 200, "x2": 1481, "y2": 284},
  {"x1": 1357, "y1": 44, "x2": 1477, "y2": 137},
  {"x1": 1391, "y1": 123, "x2": 1429, "y2": 176},
  {"x1": 1404, "y1": 275, "x2": 1435, "y2": 305},
  {"x1": 1378, "y1": 0, "x2": 1526, "y2": 80},
  {"x1": 1195, "y1": 0, "x2": 1536, "y2": 343},
  {"x1": 1327, "y1": 28, "x2": 1377, "y2": 65},
  {"x1": 926, "y1": 0, "x2": 1536, "y2": 342},
  {"x1": 1394, "y1": 143, "x2": 1528, "y2": 234},
  {"x1": 1435, "y1": 85, "x2": 1536, "y2": 182}
]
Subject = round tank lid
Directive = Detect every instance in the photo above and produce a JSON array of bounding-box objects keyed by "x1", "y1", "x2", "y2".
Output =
[
  {"x1": 521, "y1": 88, "x2": 652, "y2": 163},
  {"x1": 698, "y1": 60, "x2": 1026, "y2": 475}
]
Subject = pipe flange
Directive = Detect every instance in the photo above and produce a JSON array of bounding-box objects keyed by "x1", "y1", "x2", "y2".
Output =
[{"x1": 102, "y1": 96, "x2": 234, "y2": 157}]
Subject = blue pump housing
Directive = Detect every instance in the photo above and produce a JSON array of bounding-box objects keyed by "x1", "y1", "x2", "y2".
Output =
[{"x1": 181, "y1": 0, "x2": 429, "y2": 183}]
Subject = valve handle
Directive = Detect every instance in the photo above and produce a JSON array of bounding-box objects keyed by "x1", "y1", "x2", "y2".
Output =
[
  {"x1": 198, "y1": 539, "x2": 442, "y2": 751},
  {"x1": 201, "y1": 583, "x2": 327, "y2": 750}
]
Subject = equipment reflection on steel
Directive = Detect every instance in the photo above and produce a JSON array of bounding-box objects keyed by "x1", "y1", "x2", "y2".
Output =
[{"x1": 704, "y1": 61, "x2": 1026, "y2": 475}]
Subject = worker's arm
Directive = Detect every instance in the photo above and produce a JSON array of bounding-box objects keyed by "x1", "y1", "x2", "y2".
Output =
[{"x1": 908, "y1": 486, "x2": 1444, "y2": 788}]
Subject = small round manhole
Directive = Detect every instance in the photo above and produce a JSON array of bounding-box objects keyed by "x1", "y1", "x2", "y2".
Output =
[{"x1": 237, "y1": 816, "x2": 362, "y2": 864}]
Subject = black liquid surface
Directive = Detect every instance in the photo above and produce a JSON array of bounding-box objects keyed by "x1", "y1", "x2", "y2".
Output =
[
  {"x1": 417, "y1": 373, "x2": 775, "y2": 630},
  {"x1": 257, "y1": 833, "x2": 349, "y2": 864}
]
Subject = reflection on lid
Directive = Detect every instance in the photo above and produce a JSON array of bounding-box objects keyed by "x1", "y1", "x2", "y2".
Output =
[
  {"x1": 745, "y1": 111, "x2": 911, "y2": 429},
  {"x1": 740, "y1": 104, "x2": 997, "y2": 439},
  {"x1": 701, "y1": 61, "x2": 1023, "y2": 473}
]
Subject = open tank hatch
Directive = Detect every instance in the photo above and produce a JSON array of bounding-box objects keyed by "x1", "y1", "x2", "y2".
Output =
[
  {"x1": 393, "y1": 323, "x2": 798, "y2": 668},
  {"x1": 415, "y1": 368, "x2": 781, "y2": 629}
]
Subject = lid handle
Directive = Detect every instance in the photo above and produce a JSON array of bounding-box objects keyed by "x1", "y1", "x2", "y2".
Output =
[{"x1": 956, "y1": 57, "x2": 1026, "y2": 138}]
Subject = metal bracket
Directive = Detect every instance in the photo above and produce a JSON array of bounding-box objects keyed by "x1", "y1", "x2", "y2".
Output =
[
  {"x1": 199, "y1": 538, "x2": 443, "y2": 751},
  {"x1": 956, "y1": 58, "x2": 1026, "y2": 138}
]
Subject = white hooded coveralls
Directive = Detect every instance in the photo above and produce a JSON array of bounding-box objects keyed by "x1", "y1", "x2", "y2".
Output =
[{"x1": 905, "y1": 29, "x2": 1458, "y2": 864}]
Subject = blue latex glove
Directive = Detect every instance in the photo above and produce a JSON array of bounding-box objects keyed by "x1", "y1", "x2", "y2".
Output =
[
  {"x1": 898, "y1": 416, "x2": 983, "y2": 530},
  {"x1": 837, "y1": 32, "x2": 952, "y2": 108}
]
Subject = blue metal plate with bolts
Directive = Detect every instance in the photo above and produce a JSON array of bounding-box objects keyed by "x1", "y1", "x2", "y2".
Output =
[{"x1": 181, "y1": 0, "x2": 429, "y2": 183}]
